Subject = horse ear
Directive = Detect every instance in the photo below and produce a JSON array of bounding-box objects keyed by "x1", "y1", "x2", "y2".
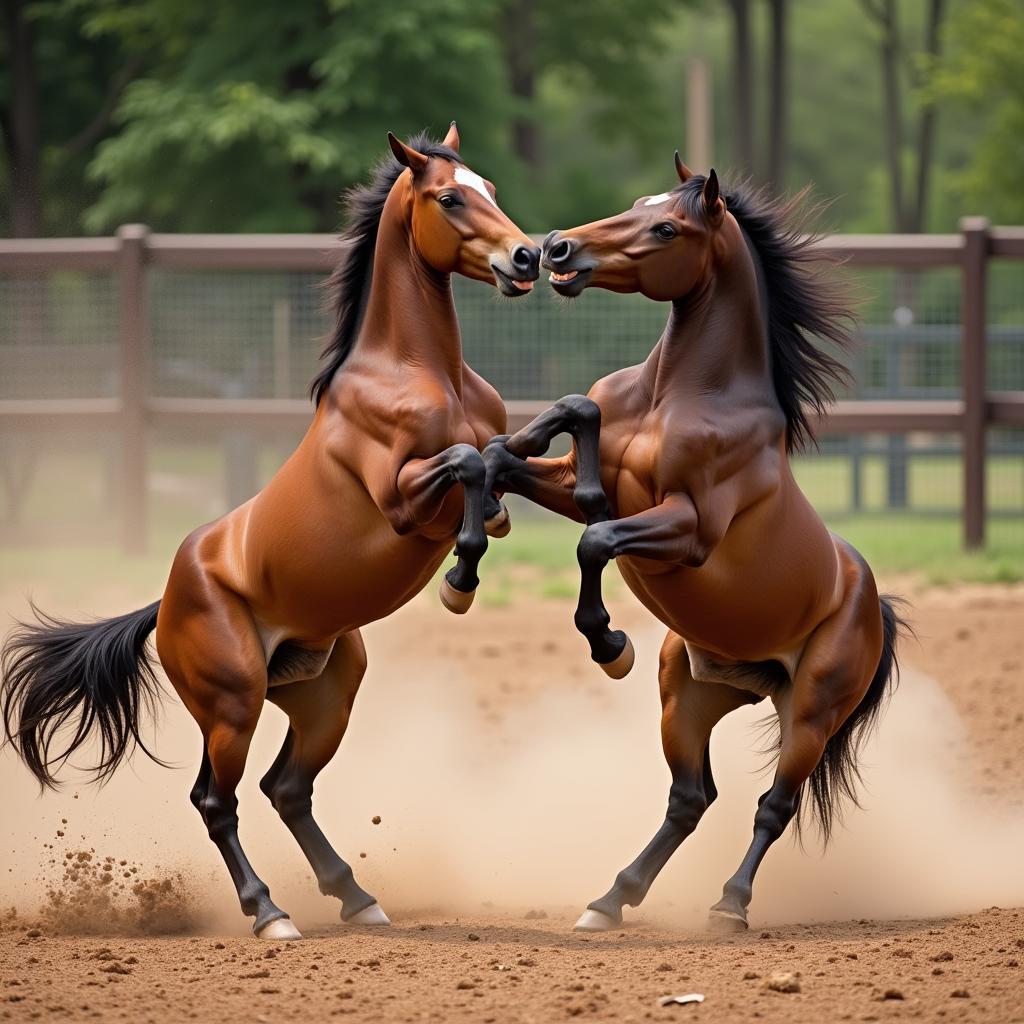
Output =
[
  {"x1": 442, "y1": 120, "x2": 460, "y2": 152},
  {"x1": 674, "y1": 150, "x2": 694, "y2": 183},
  {"x1": 387, "y1": 132, "x2": 429, "y2": 174},
  {"x1": 703, "y1": 168, "x2": 725, "y2": 223}
]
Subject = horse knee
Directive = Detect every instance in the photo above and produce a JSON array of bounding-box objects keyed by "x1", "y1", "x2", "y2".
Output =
[
  {"x1": 449, "y1": 444, "x2": 485, "y2": 488},
  {"x1": 557, "y1": 394, "x2": 600, "y2": 427},
  {"x1": 577, "y1": 521, "x2": 614, "y2": 567}
]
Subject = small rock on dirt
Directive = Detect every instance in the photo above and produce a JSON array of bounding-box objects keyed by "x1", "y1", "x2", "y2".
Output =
[
  {"x1": 467, "y1": 933, "x2": 480, "y2": 941},
  {"x1": 765, "y1": 972, "x2": 801, "y2": 993},
  {"x1": 658, "y1": 994, "x2": 704, "y2": 1007},
  {"x1": 371, "y1": 815, "x2": 381, "y2": 825},
  {"x1": 951, "y1": 989, "x2": 970, "y2": 998},
  {"x1": 456, "y1": 980, "x2": 475, "y2": 990},
  {"x1": 882, "y1": 988, "x2": 904, "y2": 1000}
]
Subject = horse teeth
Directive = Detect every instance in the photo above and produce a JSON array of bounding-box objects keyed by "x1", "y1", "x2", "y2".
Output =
[{"x1": 549, "y1": 270, "x2": 579, "y2": 283}]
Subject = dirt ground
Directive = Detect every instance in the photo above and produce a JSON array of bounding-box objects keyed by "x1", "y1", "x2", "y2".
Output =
[{"x1": 2, "y1": 575, "x2": 1024, "y2": 1023}]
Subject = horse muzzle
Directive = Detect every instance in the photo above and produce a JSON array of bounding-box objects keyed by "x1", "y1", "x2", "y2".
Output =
[{"x1": 491, "y1": 243, "x2": 541, "y2": 297}]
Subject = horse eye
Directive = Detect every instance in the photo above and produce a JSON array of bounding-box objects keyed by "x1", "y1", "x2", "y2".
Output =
[
  {"x1": 655, "y1": 223, "x2": 676, "y2": 240},
  {"x1": 438, "y1": 194, "x2": 459, "y2": 210}
]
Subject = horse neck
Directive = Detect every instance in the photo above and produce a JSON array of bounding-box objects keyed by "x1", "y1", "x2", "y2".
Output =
[
  {"x1": 355, "y1": 189, "x2": 464, "y2": 395},
  {"x1": 643, "y1": 224, "x2": 771, "y2": 403}
]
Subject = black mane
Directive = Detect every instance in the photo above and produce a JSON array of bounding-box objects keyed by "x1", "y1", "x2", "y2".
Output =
[
  {"x1": 310, "y1": 133, "x2": 462, "y2": 404},
  {"x1": 678, "y1": 177, "x2": 854, "y2": 452}
]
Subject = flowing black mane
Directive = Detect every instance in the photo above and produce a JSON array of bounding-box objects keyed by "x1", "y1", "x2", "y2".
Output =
[
  {"x1": 310, "y1": 133, "x2": 461, "y2": 405},
  {"x1": 678, "y1": 177, "x2": 854, "y2": 452}
]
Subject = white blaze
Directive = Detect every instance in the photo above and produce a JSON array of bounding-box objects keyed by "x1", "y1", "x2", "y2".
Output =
[
  {"x1": 643, "y1": 192, "x2": 673, "y2": 206},
  {"x1": 454, "y1": 166, "x2": 497, "y2": 207}
]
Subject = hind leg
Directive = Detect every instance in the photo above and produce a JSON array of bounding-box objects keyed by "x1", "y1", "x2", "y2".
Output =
[
  {"x1": 159, "y1": 565, "x2": 296, "y2": 938},
  {"x1": 261, "y1": 631, "x2": 387, "y2": 925},
  {"x1": 575, "y1": 632, "x2": 759, "y2": 931},
  {"x1": 708, "y1": 564, "x2": 885, "y2": 931},
  {"x1": 188, "y1": 738, "x2": 297, "y2": 939}
]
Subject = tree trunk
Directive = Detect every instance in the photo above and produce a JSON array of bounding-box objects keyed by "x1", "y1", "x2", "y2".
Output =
[
  {"x1": 502, "y1": 0, "x2": 540, "y2": 172},
  {"x1": 909, "y1": 0, "x2": 945, "y2": 232},
  {"x1": 729, "y1": 0, "x2": 754, "y2": 176},
  {"x1": 872, "y1": 0, "x2": 908, "y2": 231},
  {"x1": 4, "y1": 0, "x2": 42, "y2": 236},
  {"x1": 766, "y1": 0, "x2": 788, "y2": 192}
]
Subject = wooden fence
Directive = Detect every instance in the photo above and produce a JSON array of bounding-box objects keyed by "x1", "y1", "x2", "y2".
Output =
[{"x1": 1, "y1": 219, "x2": 1023, "y2": 553}]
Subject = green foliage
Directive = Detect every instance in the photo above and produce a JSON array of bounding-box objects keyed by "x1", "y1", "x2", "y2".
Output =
[
  {"x1": 926, "y1": 0, "x2": 1024, "y2": 223},
  {"x1": 1, "y1": 0, "x2": 1023, "y2": 235}
]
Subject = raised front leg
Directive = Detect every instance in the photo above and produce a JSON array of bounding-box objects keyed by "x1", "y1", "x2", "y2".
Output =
[
  {"x1": 575, "y1": 494, "x2": 718, "y2": 678},
  {"x1": 395, "y1": 443, "x2": 489, "y2": 614},
  {"x1": 482, "y1": 394, "x2": 610, "y2": 526}
]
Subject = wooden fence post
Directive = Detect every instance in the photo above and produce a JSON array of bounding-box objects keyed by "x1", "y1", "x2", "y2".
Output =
[
  {"x1": 117, "y1": 224, "x2": 149, "y2": 554},
  {"x1": 961, "y1": 216, "x2": 989, "y2": 550}
]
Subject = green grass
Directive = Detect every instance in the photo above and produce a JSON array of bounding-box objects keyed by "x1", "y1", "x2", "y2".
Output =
[{"x1": 1, "y1": 445, "x2": 1021, "y2": 600}]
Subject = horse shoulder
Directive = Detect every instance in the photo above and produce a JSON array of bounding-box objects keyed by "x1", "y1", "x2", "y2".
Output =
[
  {"x1": 587, "y1": 364, "x2": 646, "y2": 425},
  {"x1": 461, "y1": 363, "x2": 508, "y2": 443}
]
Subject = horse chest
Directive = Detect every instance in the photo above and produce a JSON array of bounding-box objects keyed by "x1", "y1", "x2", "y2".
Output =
[{"x1": 608, "y1": 429, "x2": 661, "y2": 514}]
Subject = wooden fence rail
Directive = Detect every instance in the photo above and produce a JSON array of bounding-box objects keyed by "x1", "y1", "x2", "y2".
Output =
[{"x1": 2, "y1": 220, "x2": 1023, "y2": 553}]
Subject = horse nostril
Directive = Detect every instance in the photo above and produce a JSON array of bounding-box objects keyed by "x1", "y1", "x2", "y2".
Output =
[
  {"x1": 548, "y1": 239, "x2": 573, "y2": 264},
  {"x1": 511, "y1": 244, "x2": 536, "y2": 275}
]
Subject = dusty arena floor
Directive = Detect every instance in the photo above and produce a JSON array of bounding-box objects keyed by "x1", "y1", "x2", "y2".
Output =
[{"x1": 2, "y1": 570, "x2": 1023, "y2": 1023}]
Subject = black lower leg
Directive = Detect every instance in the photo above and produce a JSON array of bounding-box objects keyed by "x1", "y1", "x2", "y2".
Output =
[
  {"x1": 260, "y1": 751, "x2": 376, "y2": 920},
  {"x1": 196, "y1": 772, "x2": 287, "y2": 933},
  {"x1": 588, "y1": 759, "x2": 712, "y2": 923},
  {"x1": 443, "y1": 445, "x2": 488, "y2": 595},
  {"x1": 505, "y1": 395, "x2": 610, "y2": 525},
  {"x1": 710, "y1": 779, "x2": 800, "y2": 926},
  {"x1": 574, "y1": 523, "x2": 627, "y2": 664}
]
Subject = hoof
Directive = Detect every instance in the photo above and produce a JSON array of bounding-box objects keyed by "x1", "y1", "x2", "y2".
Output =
[
  {"x1": 255, "y1": 916, "x2": 303, "y2": 941},
  {"x1": 707, "y1": 908, "x2": 748, "y2": 933},
  {"x1": 485, "y1": 505, "x2": 511, "y2": 538},
  {"x1": 599, "y1": 636, "x2": 635, "y2": 679},
  {"x1": 573, "y1": 909, "x2": 617, "y2": 932},
  {"x1": 347, "y1": 903, "x2": 391, "y2": 926},
  {"x1": 439, "y1": 577, "x2": 475, "y2": 615}
]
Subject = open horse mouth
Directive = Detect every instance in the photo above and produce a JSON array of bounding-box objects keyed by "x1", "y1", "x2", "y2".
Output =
[
  {"x1": 547, "y1": 266, "x2": 592, "y2": 297},
  {"x1": 491, "y1": 263, "x2": 535, "y2": 297}
]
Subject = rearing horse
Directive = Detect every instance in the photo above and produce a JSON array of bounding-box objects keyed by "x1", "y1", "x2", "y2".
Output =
[
  {"x1": 1, "y1": 125, "x2": 540, "y2": 940},
  {"x1": 484, "y1": 155, "x2": 906, "y2": 932}
]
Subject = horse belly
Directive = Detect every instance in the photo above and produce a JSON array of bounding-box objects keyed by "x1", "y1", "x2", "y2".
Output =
[
  {"x1": 242, "y1": 480, "x2": 453, "y2": 639},
  {"x1": 618, "y1": 507, "x2": 839, "y2": 662}
]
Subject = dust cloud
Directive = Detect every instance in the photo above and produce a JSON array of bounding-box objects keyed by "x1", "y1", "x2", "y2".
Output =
[{"x1": 2, "y1": 609, "x2": 1022, "y2": 936}]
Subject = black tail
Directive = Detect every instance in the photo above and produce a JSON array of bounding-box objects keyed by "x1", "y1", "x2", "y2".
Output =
[
  {"x1": 1, "y1": 600, "x2": 164, "y2": 789},
  {"x1": 798, "y1": 594, "x2": 910, "y2": 843}
]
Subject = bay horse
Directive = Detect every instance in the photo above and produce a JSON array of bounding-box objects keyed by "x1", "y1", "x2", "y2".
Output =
[
  {"x1": 1, "y1": 124, "x2": 540, "y2": 940},
  {"x1": 483, "y1": 155, "x2": 906, "y2": 933}
]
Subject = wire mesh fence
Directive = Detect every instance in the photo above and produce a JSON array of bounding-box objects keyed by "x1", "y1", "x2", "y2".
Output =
[{"x1": 1, "y1": 229, "x2": 1023, "y2": 551}]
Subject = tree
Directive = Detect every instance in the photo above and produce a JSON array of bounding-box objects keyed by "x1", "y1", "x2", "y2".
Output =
[
  {"x1": 927, "y1": 0, "x2": 1024, "y2": 223},
  {"x1": 766, "y1": 0, "x2": 788, "y2": 192},
  {"x1": 3, "y1": 0, "x2": 42, "y2": 236},
  {"x1": 728, "y1": 0, "x2": 754, "y2": 176},
  {"x1": 859, "y1": 0, "x2": 946, "y2": 231}
]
